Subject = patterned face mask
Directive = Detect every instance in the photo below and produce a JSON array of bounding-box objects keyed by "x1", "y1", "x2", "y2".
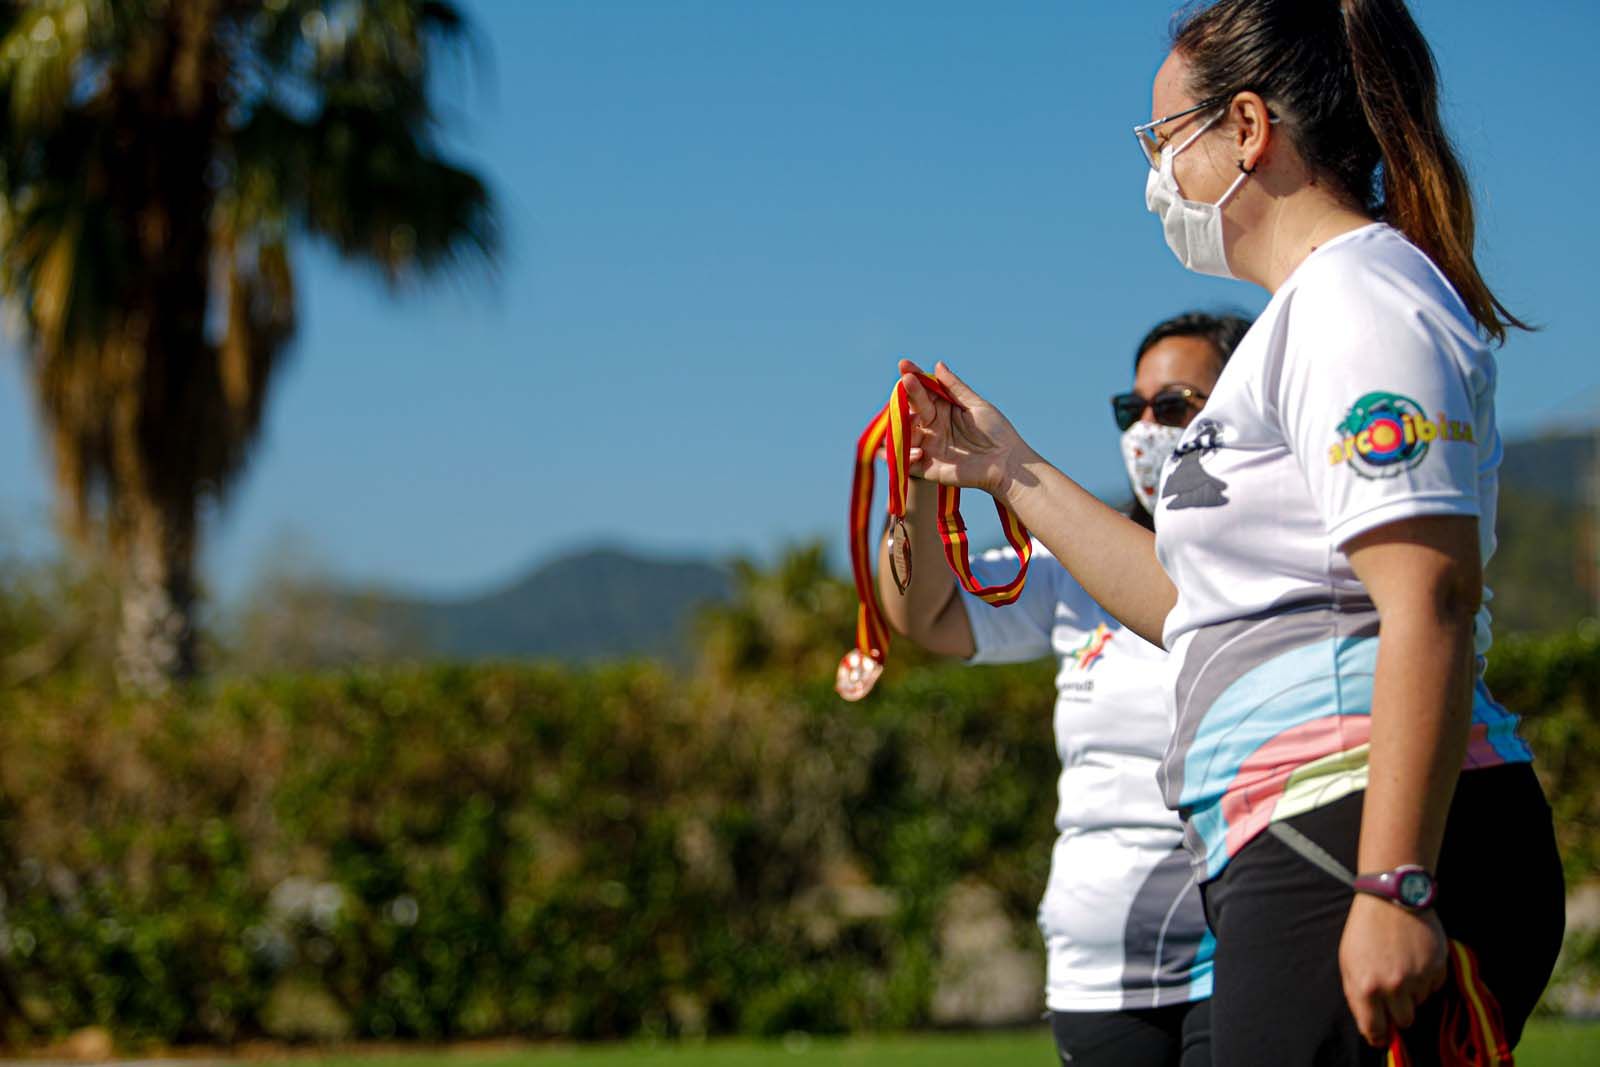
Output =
[{"x1": 1120, "y1": 420, "x2": 1188, "y2": 515}]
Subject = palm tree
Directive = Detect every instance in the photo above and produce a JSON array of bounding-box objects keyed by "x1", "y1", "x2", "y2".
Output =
[{"x1": 0, "y1": 0, "x2": 496, "y2": 687}]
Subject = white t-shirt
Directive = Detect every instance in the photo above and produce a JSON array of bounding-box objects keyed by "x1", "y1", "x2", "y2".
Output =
[
  {"x1": 1153, "y1": 224, "x2": 1532, "y2": 881},
  {"x1": 964, "y1": 541, "x2": 1212, "y2": 1011}
]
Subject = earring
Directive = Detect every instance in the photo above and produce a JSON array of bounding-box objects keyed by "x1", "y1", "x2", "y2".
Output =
[{"x1": 1237, "y1": 159, "x2": 1257, "y2": 176}]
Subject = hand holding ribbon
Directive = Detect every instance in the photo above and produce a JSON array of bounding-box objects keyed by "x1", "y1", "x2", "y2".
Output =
[
  {"x1": 1383, "y1": 939, "x2": 1516, "y2": 1067},
  {"x1": 837, "y1": 361, "x2": 1032, "y2": 701},
  {"x1": 897, "y1": 360, "x2": 1033, "y2": 496}
]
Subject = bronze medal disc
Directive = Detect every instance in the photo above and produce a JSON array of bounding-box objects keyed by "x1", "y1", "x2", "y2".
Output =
[
  {"x1": 887, "y1": 517, "x2": 913, "y2": 594},
  {"x1": 834, "y1": 649, "x2": 885, "y2": 701}
]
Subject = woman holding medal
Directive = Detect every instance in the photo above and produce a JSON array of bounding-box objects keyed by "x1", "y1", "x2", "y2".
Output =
[
  {"x1": 880, "y1": 312, "x2": 1247, "y2": 1067},
  {"x1": 893, "y1": 1, "x2": 1564, "y2": 1064}
]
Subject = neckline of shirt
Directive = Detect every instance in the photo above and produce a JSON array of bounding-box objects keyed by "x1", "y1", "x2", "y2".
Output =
[{"x1": 1293, "y1": 220, "x2": 1390, "y2": 278}]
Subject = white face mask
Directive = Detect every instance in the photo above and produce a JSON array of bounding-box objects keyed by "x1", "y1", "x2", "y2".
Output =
[
  {"x1": 1143, "y1": 113, "x2": 1251, "y2": 279},
  {"x1": 1120, "y1": 420, "x2": 1188, "y2": 515}
]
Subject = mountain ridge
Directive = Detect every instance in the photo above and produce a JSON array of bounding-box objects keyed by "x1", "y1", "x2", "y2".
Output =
[{"x1": 363, "y1": 546, "x2": 733, "y2": 665}]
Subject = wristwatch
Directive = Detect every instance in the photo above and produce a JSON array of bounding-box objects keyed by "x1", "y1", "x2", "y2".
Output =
[{"x1": 1353, "y1": 865, "x2": 1437, "y2": 911}]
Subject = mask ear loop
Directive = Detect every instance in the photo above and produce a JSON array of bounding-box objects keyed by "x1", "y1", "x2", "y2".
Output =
[
  {"x1": 1215, "y1": 165, "x2": 1251, "y2": 209},
  {"x1": 1169, "y1": 111, "x2": 1248, "y2": 210}
]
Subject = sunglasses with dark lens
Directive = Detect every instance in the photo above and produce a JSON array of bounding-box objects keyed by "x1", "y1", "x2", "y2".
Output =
[{"x1": 1111, "y1": 387, "x2": 1207, "y2": 432}]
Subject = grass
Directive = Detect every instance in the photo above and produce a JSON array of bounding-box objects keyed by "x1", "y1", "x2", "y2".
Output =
[
  {"x1": 307, "y1": 1031, "x2": 1050, "y2": 1067},
  {"x1": 1517, "y1": 1019, "x2": 1600, "y2": 1066},
  {"x1": 297, "y1": 1019, "x2": 1599, "y2": 1067}
]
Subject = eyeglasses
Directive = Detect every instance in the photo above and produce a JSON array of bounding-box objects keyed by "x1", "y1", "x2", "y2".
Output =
[
  {"x1": 1111, "y1": 387, "x2": 1207, "y2": 431},
  {"x1": 1132, "y1": 93, "x2": 1280, "y2": 170},
  {"x1": 1132, "y1": 95, "x2": 1228, "y2": 171}
]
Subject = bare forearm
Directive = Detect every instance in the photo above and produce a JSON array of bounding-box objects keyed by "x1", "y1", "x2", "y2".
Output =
[
  {"x1": 876, "y1": 479, "x2": 974, "y2": 657},
  {"x1": 1346, "y1": 516, "x2": 1484, "y2": 875},
  {"x1": 999, "y1": 451, "x2": 1175, "y2": 644},
  {"x1": 1358, "y1": 614, "x2": 1475, "y2": 872},
  {"x1": 1341, "y1": 620, "x2": 1465, "y2": 1052}
]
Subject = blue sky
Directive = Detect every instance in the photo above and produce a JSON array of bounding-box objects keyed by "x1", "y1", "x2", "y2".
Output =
[{"x1": 2, "y1": 0, "x2": 1597, "y2": 599}]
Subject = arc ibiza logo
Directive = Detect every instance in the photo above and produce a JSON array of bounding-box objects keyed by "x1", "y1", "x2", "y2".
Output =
[{"x1": 1328, "y1": 391, "x2": 1474, "y2": 479}]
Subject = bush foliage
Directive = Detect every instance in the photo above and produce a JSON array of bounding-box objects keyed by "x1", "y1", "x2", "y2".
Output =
[
  {"x1": 0, "y1": 660, "x2": 1058, "y2": 1044},
  {"x1": 0, "y1": 628, "x2": 1594, "y2": 1045}
]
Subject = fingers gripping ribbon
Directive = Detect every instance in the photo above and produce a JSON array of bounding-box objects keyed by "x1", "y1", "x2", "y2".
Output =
[
  {"x1": 1385, "y1": 939, "x2": 1515, "y2": 1067},
  {"x1": 836, "y1": 370, "x2": 1031, "y2": 700}
]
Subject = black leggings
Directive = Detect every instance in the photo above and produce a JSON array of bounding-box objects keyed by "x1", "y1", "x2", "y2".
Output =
[
  {"x1": 1200, "y1": 763, "x2": 1565, "y2": 1067},
  {"x1": 1050, "y1": 999, "x2": 1211, "y2": 1067}
]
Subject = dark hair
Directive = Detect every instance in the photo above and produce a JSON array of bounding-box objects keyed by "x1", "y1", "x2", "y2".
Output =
[
  {"x1": 1171, "y1": 0, "x2": 1530, "y2": 345},
  {"x1": 1133, "y1": 310, "x2": 1252, "y2": 372},
  {"x1": 1124, "y1": 310, "x2": 1252, "y2": 528}
]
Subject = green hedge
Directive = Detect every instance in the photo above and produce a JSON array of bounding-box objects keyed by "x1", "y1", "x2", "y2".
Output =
[
  {"x1": 1481, "y1": 627, "x2": 1600, "y2": 883},
  {"x1": 0, "y1": 661, "x2": 1058, "y2": 1045},
  {"x1": 0, "y1": 630, "x2": 1594, "y2": 1046}
]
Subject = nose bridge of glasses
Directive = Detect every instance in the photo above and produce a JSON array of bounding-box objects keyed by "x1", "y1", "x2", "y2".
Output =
[
  {"x1": 1151, "y1": 390, "x2": 1195, "y2": 421},
  {"x1": 1113, "y1": 388, "x2": 1198, "y2": 430},
  {"x1": 1113, "y1": 391, "x2": 1156, "y2": 430}
]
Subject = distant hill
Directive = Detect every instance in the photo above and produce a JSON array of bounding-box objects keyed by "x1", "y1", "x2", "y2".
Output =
[
  {"x1": 361, "y1": 547, "x2": 733, "y2": 665},
  {"x1": 1488, "y1": 428, "x2": 1595, "y2": 635},
  {"x1": 1498, "y1": 427, "x2": 1596, "y2": 506}
]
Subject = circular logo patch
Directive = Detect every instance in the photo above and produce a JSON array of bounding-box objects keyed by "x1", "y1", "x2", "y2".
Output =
[{"x1": 1336, "y1": 391, "x2": 1429, "y2": 479}]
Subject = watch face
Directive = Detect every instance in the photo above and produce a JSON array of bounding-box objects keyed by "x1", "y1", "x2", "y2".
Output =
[{"x1": 1397, "y1": 870, "x2": 1433, "y2": 907}]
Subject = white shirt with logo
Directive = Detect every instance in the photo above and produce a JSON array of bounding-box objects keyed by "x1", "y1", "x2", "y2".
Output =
[
  {"x1": 1153, "y1": 224, "x2": 1532, "y2": 881},
  {"x1": 963, "y1": 542, "x2": 1212, "y2": 1011}
]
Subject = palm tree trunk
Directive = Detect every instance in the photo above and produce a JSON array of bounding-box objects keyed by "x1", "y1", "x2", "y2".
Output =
[{"x1": 116, "y1": 500, "x2": 197, "y2": 690}]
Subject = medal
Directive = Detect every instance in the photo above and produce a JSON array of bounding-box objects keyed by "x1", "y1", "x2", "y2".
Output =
[
  {"x1": 834, "y1": 648, "x2": 884, "y2": 703},
  {"x1": 836, "y1": 368, "x2": 1031, "y2": 701},
  {"x1": 886, "y1": 516, "x2": 913, "y2": 594}
]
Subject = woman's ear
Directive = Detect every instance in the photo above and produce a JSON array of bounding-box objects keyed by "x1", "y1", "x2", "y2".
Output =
[{"x1": 1230, "y1": 91, "x2": 1272, "y2": 174}]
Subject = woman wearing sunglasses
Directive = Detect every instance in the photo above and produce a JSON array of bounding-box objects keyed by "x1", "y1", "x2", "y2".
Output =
[
  {"x1": 879, "y1": 311, "x2": 1248, "y2": 1067},
  {"x1": 893, "y1": 2, "x2": 1563, "y2": 1064}
]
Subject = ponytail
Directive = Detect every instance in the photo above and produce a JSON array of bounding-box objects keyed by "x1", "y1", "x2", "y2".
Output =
[
  {"x1": 1338, "y1": 0, "x2": 1529, "y2": 344},
  {"x1": 1173, "y1": 0, "x2": 1531, "y2": 345}
]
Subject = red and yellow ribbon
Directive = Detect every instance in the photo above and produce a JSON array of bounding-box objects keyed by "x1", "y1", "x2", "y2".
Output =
[
  {"x1": 837, "y1": 370, "x2": 1031, "y2": 700},
  {"x1": 1385, "y1": 939, "x2": 1515, "y2": 1067}
]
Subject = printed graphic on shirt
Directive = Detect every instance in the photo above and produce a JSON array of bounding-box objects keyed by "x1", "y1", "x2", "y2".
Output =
[
  {"x1": 1328, "y1": 390, "x2": 1476, "y2": 480},
  {"x1": 1067, "y1": 623, "x2": 1114, "y2": 671},
  {"x1": 1161, "y1": 603, "x2": 1533, "y2": 880},
  {"x1": 1119, "y1": 842, "x2": 1212, "y2": 1007},
  {"x1": 1163, "y1": 419, "x2": 1229, "y2": 510}
]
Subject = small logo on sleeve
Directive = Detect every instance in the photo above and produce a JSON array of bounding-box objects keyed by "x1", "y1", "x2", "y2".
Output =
[{"x1": 1328, "y1": 391, "x2": 1474, "y2": 479}]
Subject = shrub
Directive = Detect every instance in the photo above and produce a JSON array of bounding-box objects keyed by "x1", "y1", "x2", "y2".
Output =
[
  {"x1": 0, "y1": 627, "x2": 1593, "y2": 1046},
  {"x1": 0, "y1": 659, "x2": 1056, "y2": 1044}
]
